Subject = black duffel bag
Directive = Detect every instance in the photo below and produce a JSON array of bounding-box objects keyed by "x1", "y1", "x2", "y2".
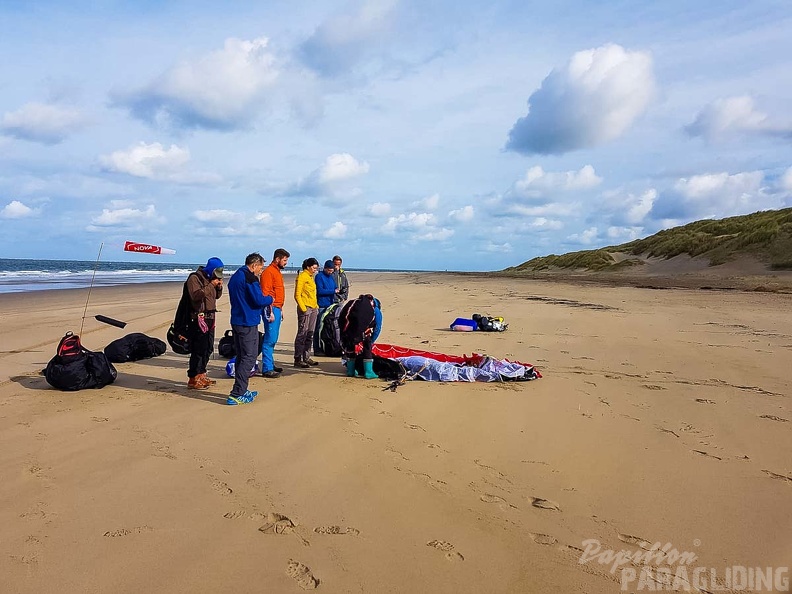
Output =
[
  {"x1": 217, "y1": 329, "x2": 265, "y2": 359},
  {"x1": 104, "y1": 332, "x2": 167, "y2": 363},
  {"x1": 45, "y1": 332, "x2": 117, "y2": 391}
]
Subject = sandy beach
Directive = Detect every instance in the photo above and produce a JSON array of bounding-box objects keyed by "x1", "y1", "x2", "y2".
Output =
[{"x1": 1, "y1": 273, "x2": 790, "y2": 593}]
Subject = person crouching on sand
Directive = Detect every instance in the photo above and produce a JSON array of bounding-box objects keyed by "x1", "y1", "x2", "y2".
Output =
[{"x1": 340, "y1": 294, "x2": 380, "y2": 379}]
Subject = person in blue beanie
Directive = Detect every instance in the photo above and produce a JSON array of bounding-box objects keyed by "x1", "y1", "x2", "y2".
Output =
[
  {"x1": 186, "y1": 256, "x2": 224, "y2": 390},
  {"x1": 226, "y1": 252, "x2": 273, "y2": 405},
  {"x1": 313, "y1": 260, "x2": 338, "y2": 354}
]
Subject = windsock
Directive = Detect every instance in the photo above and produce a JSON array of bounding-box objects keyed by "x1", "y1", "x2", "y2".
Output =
[{"x1": 124, "y1": 241, "x2": 176, "y2": 255}]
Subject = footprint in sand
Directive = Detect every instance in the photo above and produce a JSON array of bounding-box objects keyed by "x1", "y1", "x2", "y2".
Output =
[
  {"x1": 695, "y1": 399, "x2": 716, "y2": 404},
  {"x1": 223, "y1": 510, "x2": 248, "y2": 519},
  {"x1": 258, "y1": 512, "x2": 297, "y2": 535},
  {"x1": 759, "y1": 415, "x2": 788, "y2": 423},
  {"x1": 286, "y1": 559, "x2": 319, "y2": 590},
  {"x1": 530, "y1": 497, "x2": 560, "y2": 511},
  {"x1": 692, "y1": 449, "x2": 722, "y2": 461},
  {"x1": 762, "y1": 470, "x2": 792, "y2": 483},
  {"x1": 207, "y1": 475, "x2": 233, "y2": 495},
  {"x1": 314, "y1": 526, "x2": 360, "y2": 535},
  {"x1": 427, "y1": 540, "x2": 465, "y2": 561},
  {"x1": 103, "y1": 526, "x2": 153, "y2": 538},
  {"x1": 642, "y1": 384, "x2": 666, "y2": 390},
  {"x1": 529, "y1": 532, "x2": 558, "y2": 546},
  {"x1": 480, "y1": 493, "x2": 506, "y2": 504},
  {"x1": 618, "y1": 534, "x2": 653, "y2": 550}
]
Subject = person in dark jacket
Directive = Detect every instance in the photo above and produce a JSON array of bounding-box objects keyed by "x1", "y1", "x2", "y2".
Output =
[
  {"x1": 339, "y1": 294, "x2": 379, "y2": 379},
  {"x1": 186, "y1": 257, "x2": 224, "y2": 390},
  {"x1": 313, "y1": 260, "x2": 338, "y2": 354},
  {"x1": 226, "y1": 253, "x2": 273, "y2": 405},
  {"x1": 332, "y1": 255, "x2": 349, "y2": 303}
]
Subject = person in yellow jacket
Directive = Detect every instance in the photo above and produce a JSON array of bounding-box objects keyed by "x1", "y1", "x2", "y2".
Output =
[{"x1": 294, "y1": 257, "x2": 320, "y2": 368}]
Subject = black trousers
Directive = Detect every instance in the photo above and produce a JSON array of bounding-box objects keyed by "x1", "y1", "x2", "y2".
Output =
[{"x1": 187, "y1": 317, "x2": 214, "y2": 378}]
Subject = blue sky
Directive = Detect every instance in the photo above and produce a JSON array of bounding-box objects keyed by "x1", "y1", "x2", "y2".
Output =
[{"x1": 1, "y1": 0, "x2": 791, "y2": 271}]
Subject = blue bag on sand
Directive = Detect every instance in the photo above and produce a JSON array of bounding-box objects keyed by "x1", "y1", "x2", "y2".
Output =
[
  {"x1": 225, "y1": 357, "x2": 260, "y2": 378},
  {"x1": 450, "y1": 317, "x2": 477, "y2": 331}
]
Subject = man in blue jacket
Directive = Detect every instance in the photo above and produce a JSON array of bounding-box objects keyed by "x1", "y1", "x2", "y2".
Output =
[
  {"x1": 313, "y1": 260, "x2": 338, "y2": 354},
  {"x1": 226, "y1": 252, "x2": 273, "y2": 405}
]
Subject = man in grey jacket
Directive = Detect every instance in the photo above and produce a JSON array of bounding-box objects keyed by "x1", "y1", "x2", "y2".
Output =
[{"x1": 332, "y1": 255, "x2": 349, "y2": 303}]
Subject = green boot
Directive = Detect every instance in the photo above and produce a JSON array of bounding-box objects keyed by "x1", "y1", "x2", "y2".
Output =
[
  {"x1": 362, "y1": 359, "x2": 377, "y2": 379},
  {"x1": 345, "y1": 359, "x2": 357, "y2": 377}
]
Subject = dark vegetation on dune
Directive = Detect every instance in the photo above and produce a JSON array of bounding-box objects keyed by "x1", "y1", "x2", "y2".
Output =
[{"x1": 504, "y1": 208, "x2": 792, "y2": 273}]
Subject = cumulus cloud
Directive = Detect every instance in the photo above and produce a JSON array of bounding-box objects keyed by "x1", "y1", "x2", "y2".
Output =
[
  {"x1": 506, "y1": 44, "x2": 654, "y2": 155},
  {"x1": 287, "y1": 153, "x2": 370, "y2": 203},
  {"x1": 566, "y1": 226, "x2": 599, "y2": 245},
  {"x1": 651, "y1": 170, "x2": 785, "y2": 221},
  {"x1": 601, "y1": 188, "x2": 657, "y2": 226},
  {"x1": 1, "y1": 102, "x2": 86, "y2": 144},
  {"x1": 448, "y1": 205, "x2": 474, "y2": 222},
  {"x1": 512, "y1": 165, "x2": 602, "y2": 200},
  {"x1": 99, "y1": 142, "x2": 221, "y2": 184},
  {"x1": 0, "y1": 200, "x2": 41, "y2": 219},
  {"x1": 606, "y1": 226, "x2": 643, "y2": 241},
  {"x1": 782, "y1": 167, "x2": 792, "y2": 193},
  {"x1": 324, "y1": 221, "x2": 347, "y2": 239},
  {"x1": 190, "y1": 209, "x2": 274, "y2": 236},
  {"x1": 114, "y1": 37, "x2": 278, "y2": 131},
  {"x1": 298, "y1": 0, "x2": 398, "y2": 77},
  {"x1": 87, "y1": 204, "x2": 160, "y2": 230},
  {"x1": 367, "y1": 202, "x2": 391, "y2": 216},
  {"x1": 528, "y1": 217, "x2": 564, "y2": 230},
  {"x1": 485, "y1": 242, "x2": 513, "y2": 253},
  {"x1": 685, "y1": 96, "x2": 792, "y2": 141},
  {"x1": 381, "y1": 211, "x2": 453, "y2": 241}
]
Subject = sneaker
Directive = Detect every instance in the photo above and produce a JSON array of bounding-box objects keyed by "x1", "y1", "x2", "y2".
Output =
[
  {"x1": 261, "y1": 370, "x2": 281, "y2": 378},
  {"x1": 188, "y1": 376, "x2": 209, "y2": 390},
  {"x1": 226, "y1": 390, "x2": 257, "y2": 405},
  {"x1": 273, "y1": 366, "x2": 284, "y2": 373},
  {"x1": 294, "y1": 360, "x2": 310, "y2": 368},
  {"x1": 304, "y1": 357, "x2": 319, "y2": 366}
]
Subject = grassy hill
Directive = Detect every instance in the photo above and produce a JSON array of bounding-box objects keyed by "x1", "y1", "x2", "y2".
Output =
[{"x1": 505, "y1": 208, "x2": 792, "y2": 273}]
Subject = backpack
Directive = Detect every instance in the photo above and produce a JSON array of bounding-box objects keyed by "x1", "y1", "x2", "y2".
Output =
[
  {"x1": 318, "y1": 303, "x2": 343, "y2": 356},
  {"x1": 472, "y1": 313, "x2": 508, "y2": 332},
  {"x1": 217, "y1": 329, "x2": 265, "y2": 359},
  {"x1": 45, "y1": 332, "x2": 117, "y2": 391},
  {"x1": 167, "y1": 274, "x2": 195, "y2": 355},
  {"x1": 104, "y1": 333, "x2": 167, "y2": 363}
]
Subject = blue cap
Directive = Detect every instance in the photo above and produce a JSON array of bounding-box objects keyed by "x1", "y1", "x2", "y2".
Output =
[
  {"x1": 324, "y1": 260, "x2": 335, "y2": 269},
  {"x1": 204, "y1": 257, "x2": 224, "y2": 279}
]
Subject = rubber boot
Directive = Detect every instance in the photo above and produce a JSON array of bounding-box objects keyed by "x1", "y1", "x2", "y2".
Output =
[
  {"x1": 345, "y1": 359, "x2": 357, "y2": 377},
  {"x1": 362, "y1": 359, "x2": 377, "y2": 379}
]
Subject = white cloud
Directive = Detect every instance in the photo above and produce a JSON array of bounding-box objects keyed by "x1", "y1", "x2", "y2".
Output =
[
  {"x1": 675, "y1": 171, "x2": 763, "y2": 200},
  {"x1": 381, "y1": 211, "x2": 453, "y2": 241},
  {"x1": 192, "y1": 209, "x2": 239, "y2": 224},
  {"x1": 512, "y1": 165, "x2": 602, "y2": 199},
  {"x1": 299, "y1": 0, "x2": 399, "y2": 76},
  {"x1": 189, "y1": 209, "x2": 275, "y2": 236},
  {"x1": 485, "y1": 242, "x2": 513, "y2": 253},
  {"x1": 601, "y1": 188, "x2": 657, "y2": 226},
  {"x1": 685, "y1": 96, "x2": 792, "y2": 140},
  {"x1": 529, "y1": 217, "x2": 564, "y2": 230},
  {"x1": 606, "y1": 226, "x2": 643, "y2": 241},
  {"x1": 115, "y1": 37, "x2": 279, "y2": 130},
  {"x1": 288, "y1": 153, "x2": 370, "y2": 203},
  {"x1": 0, "y1": 200, "x2": 40, "y2": 219},
  {"x1": 88, "y1": 204, "x2": 159, "y2": 229},
  {"x1": 423, "y1": 193, "x2": 440, "y2": 210},
  {"x1": 506, "y1": 44, "x2": 654, "y2": 154},
  {"x1": 506, "y1": 202, "x2": 580, "y2": 217},
  {"x1": 99, "y1": 142, "x2": 221, "y2": 184},
  {"x1": 782, "y1": 167, "x2": 792, "y2": 193},
  {"x1": 448, "y1": 205, "x2": 474, "y2": 222},
  {"x1": 1, "y1": 102, "x2": 86, "y2": 144},
  {"x1": 367, "y1": 202, "x2": 391, "y2": 216},
  {"x1": 567, "y1": 226, "x2": 599, "y2": 245},
  {"x1": 324, "y1": 221, "x2": 347, "y2": 239}
]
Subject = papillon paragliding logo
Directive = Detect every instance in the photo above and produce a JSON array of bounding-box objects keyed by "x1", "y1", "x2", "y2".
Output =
[{"x1": 123, "y1": 241, "x2": 177, "y2": 255}]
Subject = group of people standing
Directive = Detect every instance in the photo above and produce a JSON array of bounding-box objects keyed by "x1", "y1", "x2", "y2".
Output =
[{"x1": 184, "y1": 250, "x2": 371, "y2": 406}]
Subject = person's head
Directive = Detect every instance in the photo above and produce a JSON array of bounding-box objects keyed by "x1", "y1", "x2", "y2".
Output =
[
  {"x1": 323, "y1": 260, "x2": 335, "y2": 275},
  {"x1": 204, "y1": 257, "x2": 224, "y2": 279},
  {"x1": 332, "y1": 255, "x2": 342, "y2": 270},
  {"x1": 272, "y1": 248, "x2": 290, "y2": 270},
  {"x1": 245, "y1": 252, "x2": 266, "y2": 276},
  {"x1": 302, "y1": 257, "x2": 319, "y2": 273}
]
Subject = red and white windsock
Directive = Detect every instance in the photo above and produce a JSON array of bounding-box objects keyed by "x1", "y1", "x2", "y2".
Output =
[{"x1": 123, "y1": 241, "x2": 177, "y2": 255}]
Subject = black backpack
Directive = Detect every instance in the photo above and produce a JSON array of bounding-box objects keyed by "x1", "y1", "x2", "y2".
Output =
[
  {"x1": 318, "y1": 303, "x2": 343, "y2": 356},
  {"x1": 217, "y1": 329, "x2": 265, "y2": 359},
  {"x1": 45, "y1": 332, "x2": 117, "y2": 391},
  {"x1": 104, "y1": 333, "x2": 167, "y2": 363},
  {"x1": 167, "y1": 275, "x2": 195, "y2": 355}
]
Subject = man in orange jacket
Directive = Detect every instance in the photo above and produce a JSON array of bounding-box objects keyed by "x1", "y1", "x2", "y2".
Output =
[{"x1": 259, "y1": 248, "x2": 290, "y2": 378}]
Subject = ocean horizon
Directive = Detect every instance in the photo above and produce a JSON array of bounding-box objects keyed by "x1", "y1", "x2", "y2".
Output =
[{"x1": 0, "y1": 258, "x2": 440, "y2": 294}]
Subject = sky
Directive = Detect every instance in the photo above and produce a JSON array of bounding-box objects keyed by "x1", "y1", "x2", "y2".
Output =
[{"x1": 0, "y1": 0, "x2": 791, "y2": 271}]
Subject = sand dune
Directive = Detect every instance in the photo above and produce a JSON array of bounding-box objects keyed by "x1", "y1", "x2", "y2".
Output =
[{"x1": 1, "y1": 274, "x2": 790, "y2": 593}]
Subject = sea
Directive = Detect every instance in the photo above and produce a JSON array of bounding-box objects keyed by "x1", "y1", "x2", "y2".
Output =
[{"x1": 0, "y1": 258, "x2": 427, "y2": 294}]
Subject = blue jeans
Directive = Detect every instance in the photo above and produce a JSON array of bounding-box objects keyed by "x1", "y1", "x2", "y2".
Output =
[
  {"x1": 230, "y1": 324, "x2": 259, "y2": 397},
  {"x1": 261, "y1": 307, "x2": 282, "y2": 372}
]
